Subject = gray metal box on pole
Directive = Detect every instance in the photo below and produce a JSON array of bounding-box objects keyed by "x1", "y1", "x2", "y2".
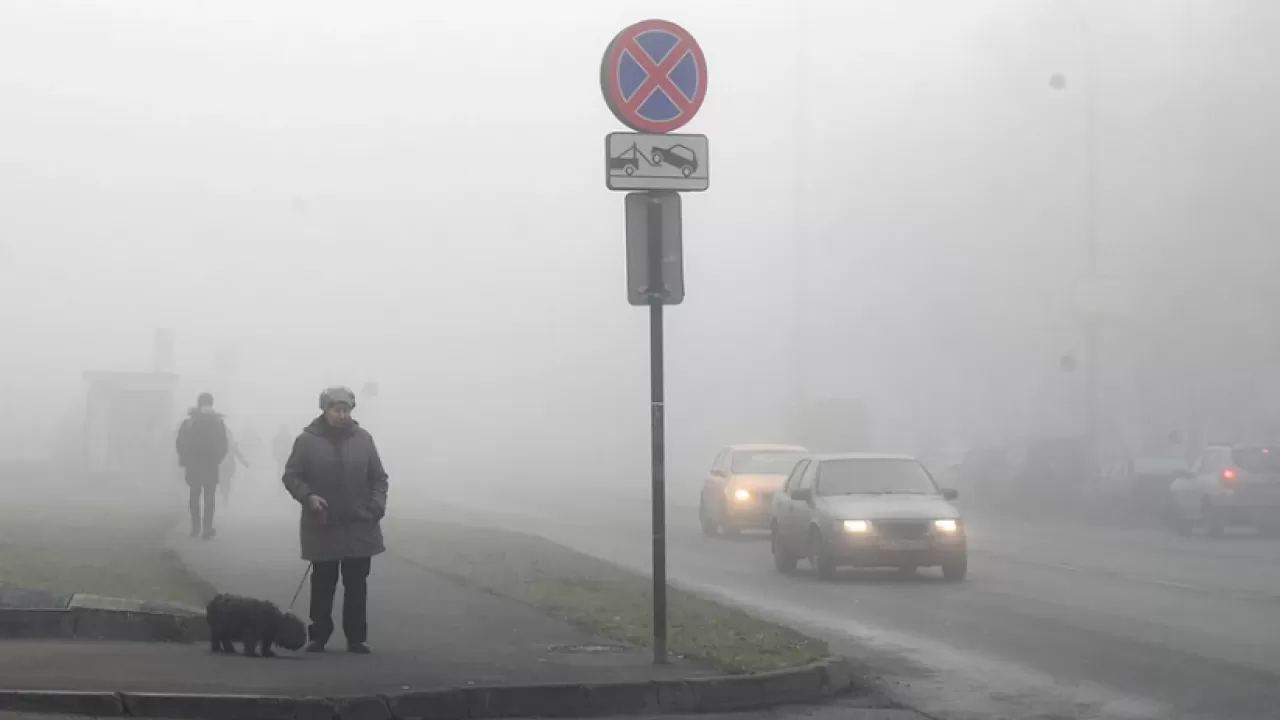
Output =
[{"x1": 625, "y1": 191, "x2": 684, "y2": 306}]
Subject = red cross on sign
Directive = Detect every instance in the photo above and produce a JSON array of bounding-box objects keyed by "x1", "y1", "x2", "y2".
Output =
[{"x1": 600, "y1": 19, "x2": 708, "y2": 134}]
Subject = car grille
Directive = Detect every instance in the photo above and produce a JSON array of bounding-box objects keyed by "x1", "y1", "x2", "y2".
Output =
[
  {"x1": 757, "y1": 492, "x2": 774, "y2": 505},
  {"x1": 873, "y1": 520, "x2": 930, "y2": 539}
]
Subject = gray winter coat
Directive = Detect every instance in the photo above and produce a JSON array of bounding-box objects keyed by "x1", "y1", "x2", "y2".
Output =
[{"x1": 281, "y1": 417, "x2": 389, "y2": 562}]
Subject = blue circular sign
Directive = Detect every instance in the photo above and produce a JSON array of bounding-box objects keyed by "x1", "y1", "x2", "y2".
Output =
[{"x1": 600, "y1": 19, "x2": 708, "y2": 133}]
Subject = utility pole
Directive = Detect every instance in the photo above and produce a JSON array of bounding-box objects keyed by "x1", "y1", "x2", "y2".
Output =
[
  {"x1": 1052, "y1": 0, "x2": 1101, "y2": 481},
  {"x1": 790, "y1": 0, "x2": 810, "y2": 410},
  {"x1": 1081, "y1": 8, "x2": 1101, "y2": 482}
]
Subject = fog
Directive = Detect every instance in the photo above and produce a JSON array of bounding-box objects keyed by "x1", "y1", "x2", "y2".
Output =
[
  {"x1": 5, "y1": 0, "x2": 1279, "y2": 505},
  {"x1": 0, "y1": 0, "x2": 1262, "y2": 496},
  {"x1": 7, "y1": 0, "x2": 1280, "y2": 716}
]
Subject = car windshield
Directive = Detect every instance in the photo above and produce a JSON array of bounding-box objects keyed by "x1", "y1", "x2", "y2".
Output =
[
  {"x1": 730, "y1": 451, "x2": 804, "y2": 475},
  {"x1": 1232, "y1": 446, "x2": 1280, "y2": 473},
  {"x1": 815, "y1": 458, "x2": 938, "y2": 496}
]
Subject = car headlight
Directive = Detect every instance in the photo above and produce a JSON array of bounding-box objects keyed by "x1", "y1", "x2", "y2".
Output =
[
  {"x1": 843, "y1": 520, "x2": 870, "y2": 533},
  {"x1": 733, "y1": 489, "x2": 751, "y2": 501},
  {"x1": 933, "y1": 519, "x2": 959, "y2": 533}
]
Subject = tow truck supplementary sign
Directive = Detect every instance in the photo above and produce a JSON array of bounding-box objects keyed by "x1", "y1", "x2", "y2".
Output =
[
  {"x1": 606, "y1": 132, "x2": 709, "y2": 192},
  {"x1": 600, "y1": 19, "x2": 708, "y2": 134}
]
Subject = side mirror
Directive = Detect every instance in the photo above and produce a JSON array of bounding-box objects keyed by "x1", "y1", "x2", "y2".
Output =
[
  {"x1": 942, "y1": 488, "x2": 959, "y2": 501},
  {"x1": 1172, "y1": 469, "x2": 1192, "y2": 479},
  {"x1": 790, "y1": 488, "x2": 813, "y2": 503},
  {"x1": 710, "y1": 468, "x2": 726, "y2": 478}
]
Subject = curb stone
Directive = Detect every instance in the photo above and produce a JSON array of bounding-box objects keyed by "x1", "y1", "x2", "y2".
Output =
[
  {"x1": 384, "y1": 688, "x2": 470, "y2": 720},
  {"x1": 0, "y1": 608, "x2": 207, "y2": 644},
  {"x1": 0, "y1": 609, "x2": 75, "y2": 639},
  {"x1": 0, "y1": 655, "x2": 856, "y2": 719},
  {"x1": 73, "y1": 608, "x2": 203, "y2": 643},
  {"x1": 123, "y1": 693, "x2": 336, "y2": 720},
  {"x1": 0, "y1": 691, "x2": 124, "y2": 717}
]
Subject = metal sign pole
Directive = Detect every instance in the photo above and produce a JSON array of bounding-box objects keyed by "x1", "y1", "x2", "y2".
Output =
[
  {"x1": 600, "y1": 17, "x2": 708, "y2": 668},
  {"x1": 645, "y1": 193, "x2": 669, "y2": 665}
]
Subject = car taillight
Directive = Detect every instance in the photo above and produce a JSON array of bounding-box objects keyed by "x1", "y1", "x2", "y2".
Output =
[{"x1": 1221, "y1": 467, "x2": 1238, "y2": 483}]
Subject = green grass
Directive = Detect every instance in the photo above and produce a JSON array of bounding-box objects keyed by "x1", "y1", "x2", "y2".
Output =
[
  {"x1": 0, "y1": 501, "x2": 216, "y2": 608},
  {"x1": 387, "y1": 519, "x2": 829, "y2": 674}
]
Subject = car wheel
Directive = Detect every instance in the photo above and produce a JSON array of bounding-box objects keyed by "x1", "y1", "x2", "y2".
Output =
[
  {"x1": 651, "y1": 152, "x2": 663, "y2": 165},
  {"x1": 681, "y1": 166, "x2": 693, "y2": 177},
  {"x1": 942, "y1": 555, "x2": 967, "y2": 582},
  {"x1": 1202, "y1": 498, "x2": 1225, "y2": 537},
  {"x1": 698, "y1": 502, "x2": 718, "y2": 537},
  {"x1": 772, "y1": 526, "x2": 797, "y2": 573},
  {"x1": 807, "y1": 529, "x2": 837, "y2": 581},
  {"x1": 624, "y1": 165, "x2": 636, "y2": 176}
]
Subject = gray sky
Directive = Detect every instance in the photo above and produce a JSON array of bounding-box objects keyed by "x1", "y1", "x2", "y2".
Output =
[{"x1": 2, "y1": 0, "x2": 1278, "y2": 475}]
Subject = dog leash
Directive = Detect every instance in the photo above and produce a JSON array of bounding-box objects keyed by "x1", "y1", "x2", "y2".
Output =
[
  {"x1": 288, "y1": 562, "x2": 312, "y2": 612},
  {"x1": 286, "y1": 507, "x2": 330, "y2": 612}
]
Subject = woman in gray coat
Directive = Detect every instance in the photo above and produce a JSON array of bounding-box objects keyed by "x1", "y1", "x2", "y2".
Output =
[{"x1": 282, "y1": 387, "x2": 389, "y2": 654}]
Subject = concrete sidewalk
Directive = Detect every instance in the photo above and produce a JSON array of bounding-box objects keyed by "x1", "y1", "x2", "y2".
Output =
[
  {"x1": 154, "y1": 474, "x2": 709, "y2": 693},
  {"x1": 0, "y1": 699, "x2": 924, "y2": 720},
  {"x1": 0, "y1": 477, "x2": 867, "y2": 719},
  {"x1": 0, "y1": 634, "x2": 720, "y2": 696},
  {"x1": 0, "y1": 697, "x2": 924, "y2": 720}
]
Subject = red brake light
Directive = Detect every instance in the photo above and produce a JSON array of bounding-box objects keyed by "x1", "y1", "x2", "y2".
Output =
[{"x1": 1221, "y1": 467, "x2": 1238, "y2": 483}]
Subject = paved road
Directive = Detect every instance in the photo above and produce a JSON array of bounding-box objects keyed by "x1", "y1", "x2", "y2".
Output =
[{"x1": 425, "y1": 492, "x2": 1280, "y2": 720}]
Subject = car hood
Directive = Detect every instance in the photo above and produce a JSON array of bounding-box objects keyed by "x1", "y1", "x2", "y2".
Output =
[
  {"x1": 817, "y1": 494, "x2": 959, "y2": 520},
  {"x1": 727, "y1": 473, "x2": 789, "y2": 493}
]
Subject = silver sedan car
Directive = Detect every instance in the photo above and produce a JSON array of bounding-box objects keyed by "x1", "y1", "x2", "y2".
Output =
[{"x1": 770, "y1": 453, "x2": 967, "y2": 581}]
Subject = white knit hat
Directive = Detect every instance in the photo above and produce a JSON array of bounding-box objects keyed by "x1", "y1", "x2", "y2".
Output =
[{"x1": 318, "y1": 386, "x2": 356, "y2": 410}]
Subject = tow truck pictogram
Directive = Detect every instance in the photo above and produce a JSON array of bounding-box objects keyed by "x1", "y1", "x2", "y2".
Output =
[
  {"x1": 609, "y1": 143, "x2": 650, "y2": 176},
  {"x1": 609, "y1": 142, "x2": 700, "y2": 177}
]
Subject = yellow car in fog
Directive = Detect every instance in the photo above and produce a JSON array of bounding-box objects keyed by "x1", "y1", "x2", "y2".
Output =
[{"x1": 699, "y1": 444, "x2": 808, "y2": 536}]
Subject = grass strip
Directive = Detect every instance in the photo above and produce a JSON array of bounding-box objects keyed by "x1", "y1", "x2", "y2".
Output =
[
  {"x1": 388, "y1": 519, "x2": 828, "y2": 674},
  {"x1": 0, "y1": 501, "x2": 215, "y2": 608}
]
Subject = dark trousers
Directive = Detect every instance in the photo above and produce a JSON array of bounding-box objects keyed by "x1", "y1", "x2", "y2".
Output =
[
  {"x1": 184, "y1": 466, "x2": 218, "y2": 534},
  {"x1": 309, "y1": 557, "x2": 372, "y2": 645}
]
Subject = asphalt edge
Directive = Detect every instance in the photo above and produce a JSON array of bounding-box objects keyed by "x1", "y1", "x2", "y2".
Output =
[
  {"x1": 0, "y1": 607, "x2": 208, "y2": 643},
  {"x1": 0, "y1": 654, "x2": 857, "y2": 719}
]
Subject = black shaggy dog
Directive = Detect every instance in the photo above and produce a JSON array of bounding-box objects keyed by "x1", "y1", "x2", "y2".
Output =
[{"x1": 206, "y1": 593, "x2": 307, "y2": 657}]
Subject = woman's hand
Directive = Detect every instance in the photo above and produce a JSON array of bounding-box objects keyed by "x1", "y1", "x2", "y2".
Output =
[{"x1": 307, "y1": 495, "x2": 328, "y2": 513}]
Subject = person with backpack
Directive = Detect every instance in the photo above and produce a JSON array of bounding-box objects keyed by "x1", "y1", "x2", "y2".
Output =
[{"x1": 176, "y1": 392, "x2": 229, "y2": 539}]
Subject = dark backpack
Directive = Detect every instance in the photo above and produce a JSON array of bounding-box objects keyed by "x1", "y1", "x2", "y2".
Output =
[{"x1": 177, "y1": 412, "x2": 228, "y2": 468}]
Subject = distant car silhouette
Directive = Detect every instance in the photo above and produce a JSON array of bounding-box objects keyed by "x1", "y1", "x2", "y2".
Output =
[{"x1": 651, "y1": 144, "x2": 698, "y2": 177}]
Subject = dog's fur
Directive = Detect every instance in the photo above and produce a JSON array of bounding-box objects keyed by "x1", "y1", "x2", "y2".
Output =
[{"x1": 205, "y1": 593, "x2": 307, "y2": 657}]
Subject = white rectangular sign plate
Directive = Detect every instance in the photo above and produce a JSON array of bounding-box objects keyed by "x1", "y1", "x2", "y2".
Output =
[{"x1": 606, "y1": 132, "x2": 709, "y2": 192}]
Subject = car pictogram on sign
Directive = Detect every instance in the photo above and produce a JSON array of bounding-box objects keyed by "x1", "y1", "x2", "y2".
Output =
[{"x1": 650, "y1": 144, "x2": 698, "y2": 177}]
